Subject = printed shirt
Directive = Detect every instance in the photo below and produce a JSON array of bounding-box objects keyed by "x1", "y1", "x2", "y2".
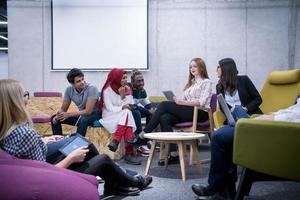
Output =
[
  {"x1": 183, "y1": 78, "x2": 213, "y2": 108},
  {"x1": 0, "y1": 123, "x2": 47, "y2": 161},
  {"x1": 128, "y1": 83, "x2": 151, "y2": 106}
]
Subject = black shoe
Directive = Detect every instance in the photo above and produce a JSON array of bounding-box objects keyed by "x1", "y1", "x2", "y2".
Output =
[
  {"x1": 158, "y1": 155, "x2": 179, "y2": 166},
  {"x1": 192, "y1": 184, "x2": 216, "y2": 196},
  {"x1": 135, "y1": 175, "x2": 153, "y2": 190},
  {"x1": 104, "y1": 185, "x2": 140, "y2": 196},
  {"x1": 124, "y1": 154, "x2": 142, "y2": 165},
  {"x1": 108, "y1": 139, "x2": 119, "y2": 152},
  {"x1": 126, "y1": 136, "x2": 141, "y2": 146}
]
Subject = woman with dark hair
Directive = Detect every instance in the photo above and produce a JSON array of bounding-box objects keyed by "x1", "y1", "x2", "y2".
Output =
[
  {"x1": 132, "y1": 58, "x2": 213, "y2": 165},
  {"x1": 191, "y1": 58, "x2": 262, "y2": 200},
  {"x1": 216, "y1": 58, "x2": 262, "y2": 119},
  {"x1": 99, "y1": 68, "x2": 141, "y2": 165}
]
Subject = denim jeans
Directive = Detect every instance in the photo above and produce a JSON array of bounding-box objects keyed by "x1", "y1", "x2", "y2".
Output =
[
  {"x1": 232, "y1": 105, "x2": 250, "y2": 121},
  {"x1": 51, "y1": 111, "x2": 100, "y2": 136}
]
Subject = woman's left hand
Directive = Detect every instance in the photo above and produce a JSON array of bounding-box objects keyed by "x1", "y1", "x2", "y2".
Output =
[
  {"x1": 42, "y1": 135, "x2": 64, "y2": 144},
  {"x1": 174, "y1": 97, "x2": 185, "y2": 105}
]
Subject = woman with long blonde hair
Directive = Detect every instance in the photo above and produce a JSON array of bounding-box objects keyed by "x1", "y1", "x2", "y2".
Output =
[{"x1": 0, "y1": 79, "x2": 152, "y2": 196}]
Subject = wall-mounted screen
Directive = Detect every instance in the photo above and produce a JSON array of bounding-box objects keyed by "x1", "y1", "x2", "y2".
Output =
[{"x1": 52, "y1": 0, "x2": 148, "y2": 71}]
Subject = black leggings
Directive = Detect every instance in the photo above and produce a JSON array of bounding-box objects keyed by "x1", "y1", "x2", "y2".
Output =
[
  {"x1": 69, "y1": 154, "x2": 136, "y2": 188},
  {"x1": 144, "y1": 101, "x2": 208, "y2": 133},
  {"x1": 46, "y1": 138, "x2": 136, "y2": 188}
]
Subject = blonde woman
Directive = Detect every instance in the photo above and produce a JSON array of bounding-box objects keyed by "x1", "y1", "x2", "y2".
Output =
[{"x1": 0, "y1": 79, "x2": 152, "y2": 196}]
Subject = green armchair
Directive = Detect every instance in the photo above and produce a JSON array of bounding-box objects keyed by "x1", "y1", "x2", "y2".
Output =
[{"x1": 233, "y1": 119, "x2": 300, "y2": 200}]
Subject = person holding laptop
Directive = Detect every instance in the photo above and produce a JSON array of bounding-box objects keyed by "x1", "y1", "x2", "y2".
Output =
[
  {"x1": 192, "y1": 58, "x2": 263, "y2": 200},
  {"x1": 0, "y1": 79, "x2": 152, "y2": 196},
  {"x1": 131, "y1": 57, "x2": 213, "y2": 165}
]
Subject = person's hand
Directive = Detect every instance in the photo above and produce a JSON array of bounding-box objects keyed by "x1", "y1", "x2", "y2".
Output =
[
  {"x1": 67, "y1": 146, "x2": 89, "y2": 163},
  {"x1": 42, "y1": 135, "x2": 64, "y2": 144},
  {"x1": 118, "y1": 86, "x2": 126, "y2": 99},
  {"x1": 254, "y1": 114, "x2": 275, "y2": 121},
  {"x1": 122, "y1": 104, "x2": 131, "y2": 110},
  {"x1": 174, "y1": 97, "x2": 185, "y2": 105},
  {"x1": 230, "y1": 107, "x2": 235, "y2": 112},
  {"x1": 56, "y1": 112, "x2": 70, "y2": 121},
  {"x1": 149, "y1": 107, "x2": 156, "y2": 114}
]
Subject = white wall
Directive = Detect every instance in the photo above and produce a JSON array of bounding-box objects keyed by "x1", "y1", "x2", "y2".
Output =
[
  {"x1": 7, "y1": 0, "x2": 300, "y2": 96},
  {"x1": 0, "y1": 53, "x2": 8, "y2": 79}
]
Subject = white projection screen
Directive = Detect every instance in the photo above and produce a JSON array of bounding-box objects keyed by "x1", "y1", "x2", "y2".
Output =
[{"x1": 51, "y1": 0, "x2": 148, "y2": 71}]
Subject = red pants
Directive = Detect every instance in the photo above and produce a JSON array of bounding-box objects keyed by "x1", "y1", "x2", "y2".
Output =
[{"x1": 114, "y1": 125, "x2": 134, "y2": 154}]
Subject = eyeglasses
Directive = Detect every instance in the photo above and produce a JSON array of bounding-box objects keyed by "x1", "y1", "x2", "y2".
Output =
[{"x1": 24, "y1": 91, "x2": 30, "y2": 99}]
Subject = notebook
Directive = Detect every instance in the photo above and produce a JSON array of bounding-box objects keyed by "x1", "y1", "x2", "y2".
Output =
[
  {"x1": 163, "y1": 90, "x2": 175, "y2": 101},
  {"x1": 59, "y1": 135, "x2": 91, "y2": 156},
  {"x1": 217, "y1": 94, "x2": 236, "y2": 126}
]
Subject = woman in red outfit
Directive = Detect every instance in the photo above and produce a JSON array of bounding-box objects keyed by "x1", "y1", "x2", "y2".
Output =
[{"x1": 99, "y1": 68, "x2": 140, "y2": 165}]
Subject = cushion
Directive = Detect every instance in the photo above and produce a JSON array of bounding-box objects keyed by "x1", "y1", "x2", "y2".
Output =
[
  {"x1": 268, "y1": 69, "x2": 300, "y2": 85},
  {"x1": 32, "y1": 115, "x2": 52, "y2": 123},
  {"x1": 174, "y1": 121, "x2": 210, "y2": 128},
  {"x1": 92, "y1": 120, "x2": 103, "y2": 128},
  {"x1": 0, "y1": 151, "x2": 99, "y2": 200},
  {"x1": 34, "y1": 92, "x2": 62, "y2": 97}
]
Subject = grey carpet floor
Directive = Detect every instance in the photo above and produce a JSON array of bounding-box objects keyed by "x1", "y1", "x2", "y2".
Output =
[{"x1": 98, "y1": 146, "x2": 300, "y2": 200}]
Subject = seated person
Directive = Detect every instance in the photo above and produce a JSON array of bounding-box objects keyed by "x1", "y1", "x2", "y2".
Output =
[
  {"x1": 216, "y1": 58, "x2": 263, "y2": 122},
  {"x1": 98, "y1": 68, "x2": 141, "y2": 165},
  {"x1": 51, "y1": 68, "x2": 100, "y2": 136},
  {"x1": 133, "y1": 58, "x2": 213, "y2": 165},
  {"x1": 128, "y1": 69, "x2": 157, "y2": 153},
  {"x1": 0, "y1": 79, "x2": 152, "y2": 196},
  {"x1": 191, "y1": 98, "x2": 300, "y2": 199},
  {"x1": 0, "y1": 150, "x2": 99, "y2": 200}
]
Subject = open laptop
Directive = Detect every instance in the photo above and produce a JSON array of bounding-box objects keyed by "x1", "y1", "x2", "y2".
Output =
[
  {"x1": 217, "y1": 94, "x2": 236, "y2": 126},
  {"x1": 163, "y1": 90, "x2": 175, "y2": 101}
]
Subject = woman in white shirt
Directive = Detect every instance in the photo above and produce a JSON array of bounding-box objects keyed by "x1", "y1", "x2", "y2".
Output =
[
  {"x1": 134, "y1": 58, "x2": 213, "y2": 164},
  {"x1": 99, "y1": 68, "x2": 140, "y2": 165}
]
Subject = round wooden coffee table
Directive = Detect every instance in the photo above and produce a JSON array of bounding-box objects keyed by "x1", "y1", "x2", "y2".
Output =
[{"x1": 144, "y1": 132, "x2": 206, "y2": 181}]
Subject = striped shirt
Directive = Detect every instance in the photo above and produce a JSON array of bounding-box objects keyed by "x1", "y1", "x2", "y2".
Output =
[{"x1": 183, "y1": 78, "x2": 213, "y2": 108}]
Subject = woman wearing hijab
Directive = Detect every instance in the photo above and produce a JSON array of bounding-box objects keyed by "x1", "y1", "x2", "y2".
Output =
[{"x1": 99, "y1": 68, "x2": 140, "y2": 165}]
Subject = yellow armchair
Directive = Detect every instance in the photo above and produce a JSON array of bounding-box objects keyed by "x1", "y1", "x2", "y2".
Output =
[
  {"x1": 213, "y1": 69, "x2": 300, "y2": 129},
  {"x1": 233, "y1": 119, "x2": 300, "y2": 200}
]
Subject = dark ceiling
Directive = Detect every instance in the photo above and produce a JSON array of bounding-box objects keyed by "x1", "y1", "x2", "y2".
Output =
[{"x1": 0, "y1": 0, "x2": 7, "y2": 51}]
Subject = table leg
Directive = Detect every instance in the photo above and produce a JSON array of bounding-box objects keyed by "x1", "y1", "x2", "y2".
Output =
[
  {"x1": 190, "y1": 139, "x2": 199, "y2": 165},
  {"x1": 144, "y1": 140, "x2": 157, "y2": 176},
  {"x1": 177, "y1": 141, "x2": 186, "y2": 182}
]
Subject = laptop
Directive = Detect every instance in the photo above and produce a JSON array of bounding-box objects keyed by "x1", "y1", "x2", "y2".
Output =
[
  {"x1": 59, "y1": 135, "x2": 91, "y2": 156},
  {"x1": 217, "y1": 94, "x2": 236, "y2": 126},
  {"x1": 163, "y1": 90, "x2": 175, "y2": 101}
]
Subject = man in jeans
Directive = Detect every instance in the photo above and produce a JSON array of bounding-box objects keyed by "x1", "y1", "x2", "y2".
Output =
[
  {"x1": 51, "y1": 68, "x2": 100, "y2": 136},
  {"x1": 128, "y1": 70, "x2": 156, "y2": 155}
]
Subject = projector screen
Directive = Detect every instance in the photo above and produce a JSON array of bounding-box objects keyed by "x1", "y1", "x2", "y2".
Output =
[{"x1": 51, "y1": 0, "x2": 148, "y2": 71}]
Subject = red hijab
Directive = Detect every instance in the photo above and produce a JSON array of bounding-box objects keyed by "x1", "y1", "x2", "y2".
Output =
[{"x1": 99, "y1": 68, "x2": 132, "y2": 111}]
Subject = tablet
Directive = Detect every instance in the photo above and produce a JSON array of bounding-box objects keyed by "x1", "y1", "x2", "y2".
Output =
[
  {"x1": 59, "y1": 135, "x2": 91, "y2": 156},
  {"x1": 217, "y1": 94, "x2": 236, "y2": 126},
  {"x1": 163, "y1": 90, "x2": 175, "y2": 101}
]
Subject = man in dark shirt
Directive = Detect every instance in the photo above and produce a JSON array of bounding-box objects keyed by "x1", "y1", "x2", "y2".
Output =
[{"x1": 128, "y1": 70, "x2": 156, "y2": 154}]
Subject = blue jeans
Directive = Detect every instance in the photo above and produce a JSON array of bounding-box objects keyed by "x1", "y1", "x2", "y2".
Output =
[
  {"x1": 132, "y1": 104, "x2": 156, "y2": 136},
  {"x1": 51, "y1": 111, "x2": 100, "y2": 136},
  {"x1": 207, "y1": 108, "x2": 249, "y2": 191},
  {"x1": 232, "y1": 105, "x2": 250, "y2": 121}
]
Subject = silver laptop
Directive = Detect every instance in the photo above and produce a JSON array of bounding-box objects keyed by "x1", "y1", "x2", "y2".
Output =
[
  {"x1": 217, "y1": 94, "x2": 236, "y2": 126},
  {"x1": 163, "y1": 90, "x2": 175, "y2": 101}
]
